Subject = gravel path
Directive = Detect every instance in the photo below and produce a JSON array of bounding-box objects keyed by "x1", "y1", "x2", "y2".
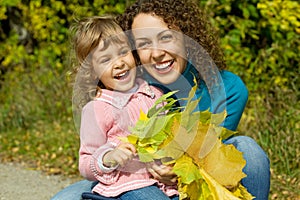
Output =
[{"x1": 0, "y1": 162, "x2": 80, "y2": 200}]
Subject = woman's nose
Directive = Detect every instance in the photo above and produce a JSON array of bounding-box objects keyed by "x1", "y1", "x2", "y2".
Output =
[{"x1": 151, "y1": 47, "x2": 165, "y2": 60}]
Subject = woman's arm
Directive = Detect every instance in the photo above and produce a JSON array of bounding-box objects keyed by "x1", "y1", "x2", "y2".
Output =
[{"x1": 221, "y1": 70, "x2": 248, "y2": 131}]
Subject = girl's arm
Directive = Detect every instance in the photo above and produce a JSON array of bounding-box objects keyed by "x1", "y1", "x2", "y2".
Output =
[{"x1": 78, "y1": 101, "x2": 120, "y2": 184}]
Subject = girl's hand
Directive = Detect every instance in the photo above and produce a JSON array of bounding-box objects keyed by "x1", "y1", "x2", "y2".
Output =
[
  {"x1": 146, "y1": 162, "x2": 177, "y2": 185},
  {"x1": 103, "y1": 143, "x2": 136, "y2": 167}
]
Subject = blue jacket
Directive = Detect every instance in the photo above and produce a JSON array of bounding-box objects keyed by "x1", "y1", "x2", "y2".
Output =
[{"x1": 143, "y1": 62, "x2": 248, "y2": 131}]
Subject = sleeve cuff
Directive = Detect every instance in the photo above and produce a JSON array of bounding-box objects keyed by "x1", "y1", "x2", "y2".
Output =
[{"x1": 97, "y1": 148, "x2": 119, "y2": 173}]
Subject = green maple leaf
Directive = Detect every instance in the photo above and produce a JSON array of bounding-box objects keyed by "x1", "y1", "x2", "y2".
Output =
[
  {"x1": 173, "y1": 155, "x2": 202, "y2": 184},
  {"x1": 147, "y1": 90, "x2": 179, "y2": 117}
]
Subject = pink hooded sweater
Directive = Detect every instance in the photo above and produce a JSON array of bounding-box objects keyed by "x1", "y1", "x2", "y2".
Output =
[{"x1": 79, "y1": 78, "x2": 178, "y2": 197}]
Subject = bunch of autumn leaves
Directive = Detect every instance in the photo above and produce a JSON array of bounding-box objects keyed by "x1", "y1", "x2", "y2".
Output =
[{"x1": 121, "y1": 82, "x2": 254, "y2": 200}]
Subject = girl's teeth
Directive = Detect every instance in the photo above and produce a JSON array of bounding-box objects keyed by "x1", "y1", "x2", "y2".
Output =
[
  {"x1": 115, "y1": 71, "x2": 128, "y2": 79},
  {"x1": 118, "y1": 72, "x2": 126, "y2": 77}
]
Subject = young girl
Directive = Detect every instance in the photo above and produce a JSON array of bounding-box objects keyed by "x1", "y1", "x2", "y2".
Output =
[{"x1": 71, "y1": 16, "x2": 178, "y2": 200}]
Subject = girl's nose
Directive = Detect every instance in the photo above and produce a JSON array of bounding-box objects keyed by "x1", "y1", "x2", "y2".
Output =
[{"x1": 113, "y1": 58, "x2": 125, "y2": 69}]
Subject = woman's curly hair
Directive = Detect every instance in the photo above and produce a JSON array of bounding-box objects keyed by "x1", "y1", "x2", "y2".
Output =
[{"x1": 117, "y1": 0, "x2": 226, "y2": 84}]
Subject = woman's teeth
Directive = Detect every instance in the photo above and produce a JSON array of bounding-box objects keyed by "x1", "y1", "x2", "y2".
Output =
[{"x1": 155, "y1": 61, "x2": 173, "y2": 70}]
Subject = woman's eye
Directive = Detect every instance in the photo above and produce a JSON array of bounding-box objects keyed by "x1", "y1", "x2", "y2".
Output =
[
  {"x1": 136, "y1": 41, "x2": 151, "y2": 49},
  {"x1": 160, "y1": 34, "x2": 173, "y2": 42}
]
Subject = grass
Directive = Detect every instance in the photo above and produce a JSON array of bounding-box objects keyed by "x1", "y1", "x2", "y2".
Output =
[
  {"x1": 0, "y1": 85, "x2": 299, "y2": 199},
  {"x1": 0, "y1": 119, "x2": 80, "y2": 177},
  {"x1": 239, "y1": 86, "x2": 300, "y2": 199}
]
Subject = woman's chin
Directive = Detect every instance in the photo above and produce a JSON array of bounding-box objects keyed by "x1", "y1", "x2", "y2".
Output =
[
  {"x1": 154, "y1": 74, "x2": 180, "y2": 85},
  {"x1": 146, "y1": 64, "x2": 182, "y2": 84}
]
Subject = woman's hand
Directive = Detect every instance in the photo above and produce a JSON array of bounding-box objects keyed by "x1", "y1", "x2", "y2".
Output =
[
  {"x1": 103, "y1": 143, "x2": 136, "y2": 167},
  {"x1": 146, "y1": 162, "x2": 177, "y2": 185}
]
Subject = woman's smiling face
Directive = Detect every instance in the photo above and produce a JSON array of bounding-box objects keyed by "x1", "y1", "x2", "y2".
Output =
[{"x1": 132, "y1": 13, "x2": 187, "y2": 84}]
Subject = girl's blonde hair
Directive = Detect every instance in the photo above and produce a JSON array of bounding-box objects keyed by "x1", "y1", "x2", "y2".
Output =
[
  {"x1": 70, "y1": 16, "x2": 127, "y2": 117},
  {"x1": 71, "y1": 16, "x2": 125, "y2": 67}
]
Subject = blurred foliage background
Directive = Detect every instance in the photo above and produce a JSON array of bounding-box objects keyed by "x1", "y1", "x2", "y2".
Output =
[{"x1": 0, "y1": 0, "x2": 299, "y2": 199}]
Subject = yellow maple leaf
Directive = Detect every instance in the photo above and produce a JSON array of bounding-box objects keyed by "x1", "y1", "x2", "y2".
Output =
[
  {"x1": 196, "y1": 125, "x2": 246, "y2": 187},
  {"x1": 198, "y1": 141, "x2": 246, "y2": 187},
  {"x1": 139, "y1": 109, "x2": 148, "y2": 121},
  {"x1": 200, "y1": 168, "x2": 246, "y2": 200}
]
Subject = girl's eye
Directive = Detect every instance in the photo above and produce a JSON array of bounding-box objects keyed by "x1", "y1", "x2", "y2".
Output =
[
  {"x1": 120, "y1": 48, "x2": 130, "y2": 56},
  {"x1": 98, "y1": 58, "x2": 110, "y2": 64}
]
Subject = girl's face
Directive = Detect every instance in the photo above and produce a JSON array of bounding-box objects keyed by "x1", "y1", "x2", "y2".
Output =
[
  {"x1": 132, "y1": 13, "x2": 187, "y2": 84},
  {"x1": 92, "y1": 38, "x2": 136, "y2": 92}
]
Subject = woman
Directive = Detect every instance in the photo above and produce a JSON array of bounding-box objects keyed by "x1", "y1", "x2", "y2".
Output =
[
  {"x1": 51, "y1": 1, "x2": 270, "y2": 199},
  {"x1": 117, "y1": 0, "x2": 270, "y2": 199}
]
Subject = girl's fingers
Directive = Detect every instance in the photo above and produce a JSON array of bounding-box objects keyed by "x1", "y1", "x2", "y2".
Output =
[
  {"x1": 151, "y1": 164, "x2": 175, "y2": 176},
  {"x1": 113, "y1": 144, "x2": 137, "y2": 166},
  {"x1": 148, "y1": 167, "x2": 162, "y2": 180},
  {"x1": 119, "y1": 143, "x2": 137, "y2": 154},
  {"x1": 146, "y1": 162, "x2": 177, "y2": 185}
]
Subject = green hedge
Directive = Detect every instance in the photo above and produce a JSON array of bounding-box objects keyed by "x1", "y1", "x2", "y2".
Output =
[
  {"x1": 1, "y1": 0, "x2": 299, "y2": 129},
  {"x1": 0, "y1": 0, "x2": 299, "y2": 198},
  {"x1": 0, "y1": 0, "x2": 130, "y2": 129},
  {"x1": 202, "y1": 0, "x2": 299, "y2": 93}
]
